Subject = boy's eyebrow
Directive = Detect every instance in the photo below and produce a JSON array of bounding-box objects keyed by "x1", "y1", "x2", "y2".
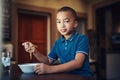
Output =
[
  {"x1": 64, "y1": 18, "x2": 70, "y2": 20},
  {"x1": 56, "y1": 18, "x2": 70, "y2": 20},
  {"x1": 56, "y1": 18, "x2": 60, "y2": 20}
]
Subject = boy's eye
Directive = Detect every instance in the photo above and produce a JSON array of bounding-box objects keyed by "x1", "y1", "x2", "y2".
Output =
[
  {"x1": 65, "y1": 20, "x2": 69, "y2": 23},
  {"x1": 64, "y1": 20, "x2": 70, "y2": 23},
  {"x1": 57, "y1": 20, "x2": 61, "y2": 23},
  {"x1": 57, "y1": 21, "x2": 61, "y2": 23},
  {"x1": 64, "y1": 19, "x2": 70, "y2": 23}
]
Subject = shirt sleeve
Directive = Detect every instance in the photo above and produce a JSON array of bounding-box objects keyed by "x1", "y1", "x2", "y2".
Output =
[
  {"x1": 48, "y1": 41, "x2": 58, "y2": 61},
  {"x1": 76, "y1": 35, "x2": 89, "y2": 55}
]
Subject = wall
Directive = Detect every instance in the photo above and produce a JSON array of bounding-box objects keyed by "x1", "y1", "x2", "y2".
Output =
[
  {"x1": 0, "y1": 0, "x2": 2, "y2": 52},
  {"x1": 0, "y1": 0, "x2": 3, "y2": 79},
  {"x1": 13, "y1": 0, "x2": 88, "y2": 13}
]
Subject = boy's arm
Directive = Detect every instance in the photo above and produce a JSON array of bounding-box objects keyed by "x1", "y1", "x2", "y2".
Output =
[
  {"x1": 22, "y1": 42, "x2": 53, "y2": 64},
  {"x1": 33, "y1": 49, "x2": 53, "y2": 64},
  {"x1": 48, "y1": 53, "x2": 86, "y2": 73},
  {"x1": 34, "y1": 53, "x2": 86, "y2": 74}
]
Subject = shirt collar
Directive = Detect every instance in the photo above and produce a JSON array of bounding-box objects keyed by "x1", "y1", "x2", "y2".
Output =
[{"x1": 60, "y1": 30, "x2": 78, "y2": 42}]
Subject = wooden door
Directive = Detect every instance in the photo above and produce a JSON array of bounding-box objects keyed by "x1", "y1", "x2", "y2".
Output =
[{"x1": 18, "y1": 13, "x2": 47, "y2": 64}]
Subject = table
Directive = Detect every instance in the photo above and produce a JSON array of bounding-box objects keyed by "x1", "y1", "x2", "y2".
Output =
[{"x1": 1, "y1": 64, "x2": 93, "y2": 80}]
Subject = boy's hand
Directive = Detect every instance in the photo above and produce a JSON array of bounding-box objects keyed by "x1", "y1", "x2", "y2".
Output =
[
  {"x1": 22, "y1": 42, "x2": 36, "y2": 53},
  {"x1": 34, "y1": 63, "x2": 51, "y2": 74},
  {"x1": 22, "y1": 42, "x2": 37, "y2": 60}
]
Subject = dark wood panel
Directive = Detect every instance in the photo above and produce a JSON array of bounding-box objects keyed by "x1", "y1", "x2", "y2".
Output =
[{"x1": 18, "y1": 13, "x2": 47, "y2": 64}]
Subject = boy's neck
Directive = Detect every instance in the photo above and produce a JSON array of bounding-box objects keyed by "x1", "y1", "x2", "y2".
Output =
[
  {"x1": 63, "y1": 33, "x2": 72, "y2": 40},
  {"x1": 63, "y1": 30, "x2": 76, "y2": 40}
]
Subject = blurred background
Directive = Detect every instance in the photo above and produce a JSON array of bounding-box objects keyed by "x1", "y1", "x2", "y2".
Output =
[{"x1": 0, "y1": 0, "x2": 120, "y2": 80}]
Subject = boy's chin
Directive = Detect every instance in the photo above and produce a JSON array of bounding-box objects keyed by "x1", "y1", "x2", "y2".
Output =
[
  {"x1": 60, "y1": 32, "x2": 67, "y2": 35},
  {"x1": 61, "y1": 33, "x2": 72, "y2": 36},
  {"x1": 59, "y1": 31, "x2": 73, "y2": 36}
]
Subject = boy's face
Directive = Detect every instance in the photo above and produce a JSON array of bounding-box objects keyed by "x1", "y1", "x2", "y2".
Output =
[{"x1": 56, "y1": 11, "x2": 78, "y2": 37}]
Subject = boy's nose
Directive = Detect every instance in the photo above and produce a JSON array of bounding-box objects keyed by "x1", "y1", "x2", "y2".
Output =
[{"x1": 61, "y1": 22, "x2": 65, "y2": 28}]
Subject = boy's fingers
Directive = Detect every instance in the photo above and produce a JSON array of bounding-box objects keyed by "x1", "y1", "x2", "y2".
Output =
[{"x1": 22, "y1": 42, "x2": 37, "y2": 53}]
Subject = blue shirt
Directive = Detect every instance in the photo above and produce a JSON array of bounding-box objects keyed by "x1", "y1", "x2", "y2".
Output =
[{"x1": 48, "y1": 30, "x2": 93, "y2": 77}]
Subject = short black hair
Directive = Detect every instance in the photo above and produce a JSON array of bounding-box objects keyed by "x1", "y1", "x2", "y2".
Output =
[{"x1": 57, "y1": 6, "x2": 78, "y2": 20}]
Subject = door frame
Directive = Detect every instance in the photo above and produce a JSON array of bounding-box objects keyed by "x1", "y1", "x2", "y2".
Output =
[
  {"x1": 92, "y1": 0, "x2": 120, "y2": 31},
  {"x1": 91, "y1": 0, "x2": 120, "y2": 79},
  {"x1": 12, "y1": 3, "x2": 56, "y2": 63}
]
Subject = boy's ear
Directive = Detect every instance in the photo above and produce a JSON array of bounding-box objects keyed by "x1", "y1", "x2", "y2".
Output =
[{"x1": 74, "y1": 21, "x2": 78, "y2": 28}]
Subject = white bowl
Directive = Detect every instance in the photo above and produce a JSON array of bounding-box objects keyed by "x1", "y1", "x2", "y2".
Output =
[{"x1": 18, "y1": 63, "x2": 38, "y2": 73}]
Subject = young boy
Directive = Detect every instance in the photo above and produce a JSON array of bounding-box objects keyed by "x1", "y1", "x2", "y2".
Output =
[{"x1": 22, "y1": 6, "x2": 93, "y2": 77}]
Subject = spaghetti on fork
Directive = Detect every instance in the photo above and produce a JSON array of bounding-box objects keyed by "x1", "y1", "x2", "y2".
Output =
[{"x1": 22, "y1": 42, "x2": 37, "y2": 60}]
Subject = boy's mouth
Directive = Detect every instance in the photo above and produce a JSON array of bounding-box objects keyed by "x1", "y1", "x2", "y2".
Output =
[{"x1": 60, "y1": 29, "x2": 67, "y2": 33}]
